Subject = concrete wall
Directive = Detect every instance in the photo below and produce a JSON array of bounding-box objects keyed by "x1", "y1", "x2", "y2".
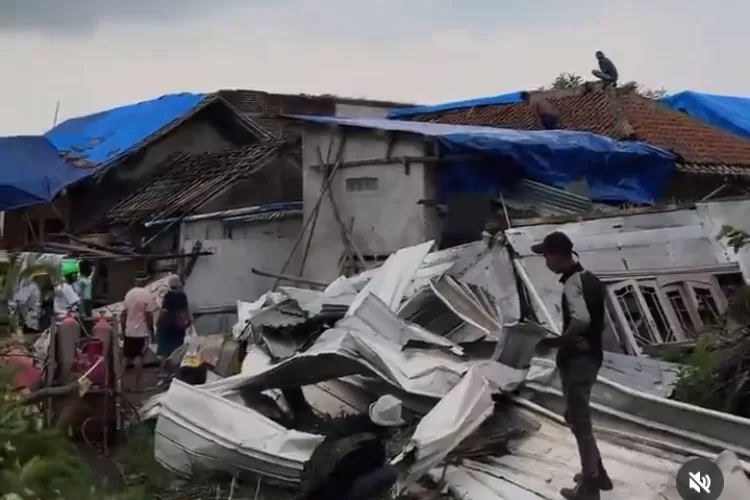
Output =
[
  {"x1": 181, "y1": 216, "x2": 303, "y2": 311},
  {"x1": 299, "y1": 127, "x2": 441, "y2": 284}
]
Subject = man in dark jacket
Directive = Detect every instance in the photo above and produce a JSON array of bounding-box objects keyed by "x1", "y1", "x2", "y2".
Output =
[
  {"x1": 592, "y1": 51, "x2": 618, "y2": 87},
  {"x1": 532, "y1": 232, "x2": 613, "y2": 500}
]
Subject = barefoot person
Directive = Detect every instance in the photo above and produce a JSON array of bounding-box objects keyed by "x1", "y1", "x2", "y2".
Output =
[
  {"x1": 532, "y1": 232, "x2": 612, "y2": 500},
  {"x1": 120, "y1": 270, "x2": 156, "y2": 392}
]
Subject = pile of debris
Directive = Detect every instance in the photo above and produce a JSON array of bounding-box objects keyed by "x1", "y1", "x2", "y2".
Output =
[
  {"x1": 142, "y1": 238, "x2": 549, "y2": 498},
  {"x1": 141, "y1": 237, "x2": 750, "y2": 500}
]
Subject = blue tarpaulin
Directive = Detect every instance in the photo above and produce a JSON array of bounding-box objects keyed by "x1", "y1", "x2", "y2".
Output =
[
  {"x1": 660, "y1": 91, "x2": 750, "y2": 140},
  {"x1": 0, "y1": 136, "x2": 92, "y2": 210},
  {"x1": 45, "y1": 92, "x2": 208, "y2": 171},
  {"x1": 388, "y1": 92, "x2": 522, "y2": 119},
  {"x1": 290, "y1": 115, "x2": 677, "y2": 205}
]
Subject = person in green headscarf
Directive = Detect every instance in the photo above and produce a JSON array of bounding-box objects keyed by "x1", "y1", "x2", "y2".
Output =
[{"x1": 54, "y1": 260, "x2": 80, "y2": 316}]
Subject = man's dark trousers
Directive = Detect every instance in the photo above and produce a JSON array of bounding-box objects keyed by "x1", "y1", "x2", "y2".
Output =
[{"x1": 560, "y1": 356, "x2": 603, "y2": 481}]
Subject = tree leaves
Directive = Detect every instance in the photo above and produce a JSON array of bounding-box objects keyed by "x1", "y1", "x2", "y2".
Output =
[{"x1": 717, "y1": 224, "x2": 750, "y2": 253}]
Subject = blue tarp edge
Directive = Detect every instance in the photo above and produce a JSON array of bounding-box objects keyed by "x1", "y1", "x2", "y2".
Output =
[
  {"x1": 388, "y1": 92, "x2": 523, "y2": 119},
  {"x1": 289, "y1": 114, "x2": 677, "y2": 205},
  {"x1": 660, "y1": 91, "x2": 750, "y2": 140}
]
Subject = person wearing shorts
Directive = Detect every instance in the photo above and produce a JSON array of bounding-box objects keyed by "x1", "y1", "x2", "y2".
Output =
[{"x1": 120, "y1": 271, "x2": 156, "y2": 391}]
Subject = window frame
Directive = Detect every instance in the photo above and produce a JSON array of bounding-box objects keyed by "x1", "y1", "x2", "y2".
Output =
[{"x1": 604, "y1": 273, "x2": 729, "y2": 356}]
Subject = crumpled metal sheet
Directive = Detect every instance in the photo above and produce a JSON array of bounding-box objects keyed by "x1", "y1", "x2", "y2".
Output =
[
  {"x1": 153, "y1": 271, "x2": 529, "y2": 482},
  {"x1": 346, "y1": 240, "x2": 489, "y2": 299},
  {"x1": 430, "y1": 274, "x2": 503, "y2": 337},
  {"x1": 397, "y1": 365, "x2": 495, "y2": 490},
  {"x1": 155, "y1": 379, "x2": 324, "y2": 482},
  {"x1": 347, "y1": 240, "x2": 434, "y2": 315}
]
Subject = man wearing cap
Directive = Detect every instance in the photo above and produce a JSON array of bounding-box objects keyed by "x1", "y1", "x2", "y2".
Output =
[
  {"x1": 120, "y1": 270, "x2": 156, "y2": 391},
  {"x1": 531, "y1": 231, "x2": 612, "y2": 500}
]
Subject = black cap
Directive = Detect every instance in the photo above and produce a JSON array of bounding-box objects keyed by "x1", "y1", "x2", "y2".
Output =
[{"x1": 531, "y1": 231, "x2": 575, "y2": 256}]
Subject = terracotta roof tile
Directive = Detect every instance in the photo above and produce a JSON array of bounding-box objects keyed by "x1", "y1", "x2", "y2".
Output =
[{"x1": 411, "y1": 88, "x2": 750, "y2": 176}]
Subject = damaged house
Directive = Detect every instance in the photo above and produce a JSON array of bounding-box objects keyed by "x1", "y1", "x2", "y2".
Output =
[
  {"x1": 395, "y1": 82, "x2": 750, "y2": 201},
  {"x1": 283, "y1": 113, "x2": 676, "y2": 285},
  {"x1": 1, "y1": 92, "x2": 264, "y2": 249},
  {"x1": 0, "y1": 90, "x2": 414, "y2": 311}
]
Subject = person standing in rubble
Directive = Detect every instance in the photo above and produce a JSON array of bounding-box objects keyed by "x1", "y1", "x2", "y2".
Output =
[
  {"x1": 156, "y1": 275, "x2": 192, "y2": 376},
  {"x1": 532, "y1": 232, "x2": 612, "y2": 500},
  {"x1": 521, "y1": 91, "x2": 561, "y2": 130},
  {"x1": 12, "y1": 270, "x2": 48, "y2": 334},
  {"x1": 120, "y1": 270, "x2": 156, "y2": 392},
  {"x1": 54, "y1": 261, "x2": 80, "y2": 317},
  {"x1": 74, "y1": 259, "x2": 95, "y2": 318},
  {"x1": 592, "y1": 51, "x2": 618, "y2": 87}
]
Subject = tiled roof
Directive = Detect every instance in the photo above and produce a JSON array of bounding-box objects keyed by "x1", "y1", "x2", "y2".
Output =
[
  {"x1": 106, "y1": 141, "x2": 286, "y2": 224},
  {"x1": 410, "y1": 85, "x2": 750, "y2": 176},
  {"x1": 218, "y1": 89, "x2": 412, "y2": 139}
]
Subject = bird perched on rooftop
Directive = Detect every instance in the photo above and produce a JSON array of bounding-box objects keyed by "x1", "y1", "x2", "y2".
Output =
[{"x1": 592, "y1": 51, "x2": 618, "y2": 87}]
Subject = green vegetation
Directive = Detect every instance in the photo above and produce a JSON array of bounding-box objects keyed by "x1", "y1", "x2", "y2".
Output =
[
  {"x1": 668, "y1": 225, "x2": 750, "y2": 416},
  {"x1": 540, "y1": 72, "x2": 668, "y2": 99}
]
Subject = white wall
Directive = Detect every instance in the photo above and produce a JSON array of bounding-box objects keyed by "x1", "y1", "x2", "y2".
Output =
[
  {"x1": 181, "y1": 217, "x2": 302, "y2": 311},
  {"x1": 299, "y1": 128, "x2": 441, "y2": 284}
]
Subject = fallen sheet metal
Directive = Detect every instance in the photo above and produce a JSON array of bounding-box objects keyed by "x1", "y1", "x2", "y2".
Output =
[
  {"x1": 354, "y1": 292, "x2": 462, "y2": 353},
  {"x1": 155, "y1": 379, "x2": 325, "y2": 482},
  {"x1": 397, "y1": 365, "x2": 495, "y2": 490},
  {"x1": 347, "y1": 240, "x2": 434, "y2": 315},
  {"x1": 152, "y1": 265, "x2": 529, "y2": 482},
  {"x1": 430, "y1": 274, "x2": 503, "y2": 337}
]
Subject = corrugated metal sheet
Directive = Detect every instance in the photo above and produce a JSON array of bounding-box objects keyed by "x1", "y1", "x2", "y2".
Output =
[
  {"x1": 222, "y1": 209, "x2": 302, "y2": 225},
  {"x1": 503, "y1": 178, "x2": 594, "y2": 216},
  {"x1": 45, "y1": 92, "x2": 208, "y2": 170}
]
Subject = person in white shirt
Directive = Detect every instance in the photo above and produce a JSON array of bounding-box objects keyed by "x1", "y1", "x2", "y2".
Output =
[
  {"x1": 74, "y1": 260, "x2": 95, "y2": 317},
  {"x1": 54, "y1": 268, "x2": 80, "y2": 316},
  {"x1": 13, "y1": 280, "x2": 42, "y2": 333}
]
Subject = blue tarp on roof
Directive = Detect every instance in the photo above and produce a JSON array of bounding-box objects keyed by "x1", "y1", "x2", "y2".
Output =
[
  {"x1": 45, "y1": 92, "x2": 207, "y2": 171},
  {"x1": 0, "y1": 136, "x2": 92, "y2": 210},
  {"x1": 291, "y1": 115, "x2": 677, "y2": 205},
  {"x1": 388, "y1": 92, "x2": 522, "y2": 119},
  {"x1": 660, "y1": 91, "x2": 750, "y2": 140}
]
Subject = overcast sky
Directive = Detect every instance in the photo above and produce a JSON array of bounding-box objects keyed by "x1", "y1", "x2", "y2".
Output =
[{"x1": 1, "y1": 0, "x2": 747, "y2": 135}]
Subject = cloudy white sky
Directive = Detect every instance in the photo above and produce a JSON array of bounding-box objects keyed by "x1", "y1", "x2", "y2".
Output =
[{"x1": 1, "y1": 0, "x2": 747, "y2": 135}]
